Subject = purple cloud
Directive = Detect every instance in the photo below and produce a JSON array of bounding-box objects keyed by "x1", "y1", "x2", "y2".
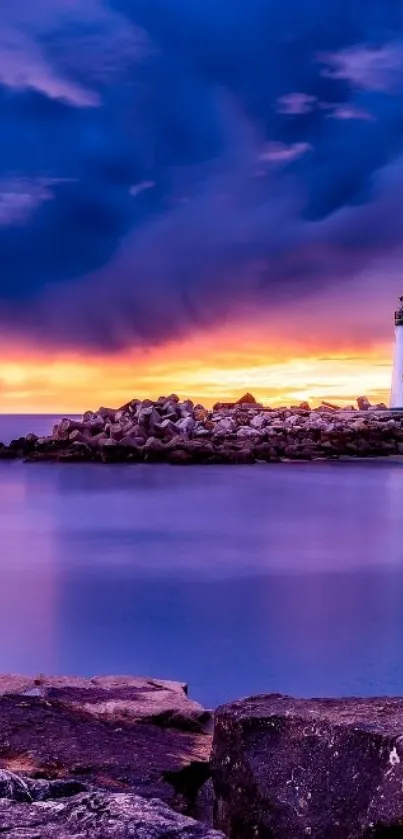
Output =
[
  {"x1": 0, "y1": 177, "x2": 74, "y2": 226},
  {"x1": 327, "y1": 105, "x2": 375, "y2": 121},
  {"x1": 259, "y1": 142, "x2": 313, "y2": 163},
  {"x1": 0, "y1": 0, "x2": 148, "y2": 106},
  {"x1": 277, "y1": 92, "x2": 317, "y2": 115},
  {"x1": 319, "y1": 44, "x2": 403, "y2": 92}
]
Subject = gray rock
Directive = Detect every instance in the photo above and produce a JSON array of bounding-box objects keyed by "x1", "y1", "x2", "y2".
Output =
[
  {"x1": 109, "y1": 423, "x2": 126, "y2": 441},
  {"x1": 236, "y1": 426, "x2": 261, "y2": 439},
  {"x1": 97, "y1": 407, "x2": 117, "y2": 421},
  {"x1": 250, "y1": 414, "x2": 267, "y2": 430},
  {"x1": 0, "y1": 789, "x2": 224, "y2": 838},
  {"x1": 68, "y1": 430, "x2": 90, "y2": 444},
  {"x1": 212, "y1": 693, "x2": 403, "y2": 839},
  {"x1": 176, "y1": 417, "x2": 195, "y2": 437},
  {"x1": 213, "y1": 419, "x2": 236, "y2": 436},
  {"x1": 160, "y1": 419, "x2": 179, "y2": 439},
  {"x1": 98, "y1": 438, "x2": 118, "y2": 448}
]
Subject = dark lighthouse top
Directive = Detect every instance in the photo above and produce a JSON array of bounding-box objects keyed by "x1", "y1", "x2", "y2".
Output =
[{"x1": 395, "y1": 297, "x2": 403, "y2": 326}]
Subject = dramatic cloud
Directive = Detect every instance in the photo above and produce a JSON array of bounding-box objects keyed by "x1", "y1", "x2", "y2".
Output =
[{"x1": 0, "y1": 0, "x2": 403, "y2": 351}]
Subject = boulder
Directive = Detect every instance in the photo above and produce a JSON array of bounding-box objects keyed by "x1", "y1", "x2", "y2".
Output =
[
  {"x1": 180, "y1": 399, "x2": 194, "y2": 416},
  {"x1": 250, "y1": 414, "x2": 267, "y2": 430},
  {"x1": 213, "y1": 419, "x2": 236, "y2": 437},
  {"x1": 236, "y1": 427, "x2": 262, "y2": 439},
  {"x1": 98, "y1": 437, "x2": 118, "y2": 448},
  {"x1": 212, "y1": 693, "x2": 403, "y2": 839},
  {"x1": 160, "y1": 419, "x2": 179, "y2": 439},
  {"x1": 320, "y1": 401, "x2": 341, "y2": 411},
  {"x1": 97, "y1": 407, "x2": 117, "y2": 422},
  {"x1": 176, "y1": 417, "x2": 196, "y2": 437},
  {"x1": 0, "y1": 676, "x2": 212, "y2": 813},
  {"x1": 109, "y1": 423, "x2": 126, "y2": 442},
  {"x1": 235, "y1": 393, "x2": 257, "y2": 405},
  {"x1": 143, "y1": 437, "x2": 166, "y2": 460},
  {"x1": 0, "y1": 785, "x2": 224, "y2": 838},
  {"x1": 357, "y1": 396, "x2": 371, "y2": 411},
  {"x1": 68, "y1": 430, "x2": 90, "y2": 444},
  {"x1": 194, "y1": 406, "x2": 208, "y2": 422}
]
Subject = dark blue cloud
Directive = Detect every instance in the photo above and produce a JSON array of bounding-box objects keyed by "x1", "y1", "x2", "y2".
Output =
[{"x1": 0, "y1": 0, "x2": 403, "y2": 348}]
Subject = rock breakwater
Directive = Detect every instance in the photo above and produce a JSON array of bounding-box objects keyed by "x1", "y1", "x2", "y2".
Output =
[{"x1": 1, "y1": 393, "x2": 402, "y2": 464}]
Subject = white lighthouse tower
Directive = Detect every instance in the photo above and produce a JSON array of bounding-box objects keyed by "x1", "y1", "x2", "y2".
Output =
[{"x1": 390, "y1": 297, "x2": 403, "y2": 408}]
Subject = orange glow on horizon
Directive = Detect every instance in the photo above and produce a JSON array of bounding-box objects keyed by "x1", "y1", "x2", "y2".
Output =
[{"x1": 0, "y1": 317, "x2": 394, "y2": 413}]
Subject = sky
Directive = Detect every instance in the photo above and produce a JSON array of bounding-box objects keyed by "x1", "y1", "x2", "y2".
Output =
[{"x1": 0, "y1": 0, "x2": 402, "y2": 411}]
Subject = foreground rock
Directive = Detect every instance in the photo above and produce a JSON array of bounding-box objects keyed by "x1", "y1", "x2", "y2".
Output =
[
  {"x1": 1, "y1": 393, "x2": 402, "y2": 464},
  {"x1": 0, "y1": 782, "x2": 223, "y2": 838},
  {"x1": 212, "y1": 693, "x2": 403, "y2": 839},
  {"x1": 0, "y1": 676, "x2": 211, "y2": 816}
]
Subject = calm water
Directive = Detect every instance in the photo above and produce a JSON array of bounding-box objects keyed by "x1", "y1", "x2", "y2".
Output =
[{"x1": 1, "y1": 415, "x2": 403, "y2": 707}]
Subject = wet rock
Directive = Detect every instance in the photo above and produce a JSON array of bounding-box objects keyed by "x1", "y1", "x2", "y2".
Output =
[
  {"x1": 212, "y1": 694, "x2": 403, "y2": 839},
  {"x1": 0, "y1": 788, "x2": 224, "y2": 838},
  {"x1": 233, "y1": 448, "x2": 255, "y2": 464},
  {"x1": 168, "y1": 449, "x2": 194, "y2": 465},
  {"x1": 143, "y1": 437, "x2": 166, "y2": 460}
]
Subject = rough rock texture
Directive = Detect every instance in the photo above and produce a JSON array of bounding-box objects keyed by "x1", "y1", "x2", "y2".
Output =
[
  {"x1": 2, "y1": 393, "x2": 403, "y2": 464},
  {"x1": 0, "y1": 676, "x2": 212, "y2": 816},
  {"x1": 212, "y1": 694, "x2": 403, "y2": 839},
  {"x1": 0, "y1": 784, "x2": 224, "y2": 838},
  {"x1": 0, "y1": 675, "x2": 209, "y2": 731}
]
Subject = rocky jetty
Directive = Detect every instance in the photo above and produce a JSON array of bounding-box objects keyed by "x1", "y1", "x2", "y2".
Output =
[{"x1": 1, "y1": 392, "x2": 402, "y2": 464}]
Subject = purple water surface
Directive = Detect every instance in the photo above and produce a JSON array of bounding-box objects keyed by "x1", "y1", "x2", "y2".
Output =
[{"x1": 1, "y1": 415, "x2": 403, "y2": 706}]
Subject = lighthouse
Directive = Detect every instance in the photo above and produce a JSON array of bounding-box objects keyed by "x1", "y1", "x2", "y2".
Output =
[{"x1": 391, "y1": 297, "x2": 403, "y2": 408}]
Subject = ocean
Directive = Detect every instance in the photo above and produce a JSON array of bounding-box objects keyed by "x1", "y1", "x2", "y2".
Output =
[{"x1": 1, "y1": 414, "x2": 403, "y2": 707}]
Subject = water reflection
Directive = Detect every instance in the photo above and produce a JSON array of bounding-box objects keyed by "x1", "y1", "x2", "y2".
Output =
[{"x1": 0, "y1": 461, "x2": 403, "y2": 705}]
